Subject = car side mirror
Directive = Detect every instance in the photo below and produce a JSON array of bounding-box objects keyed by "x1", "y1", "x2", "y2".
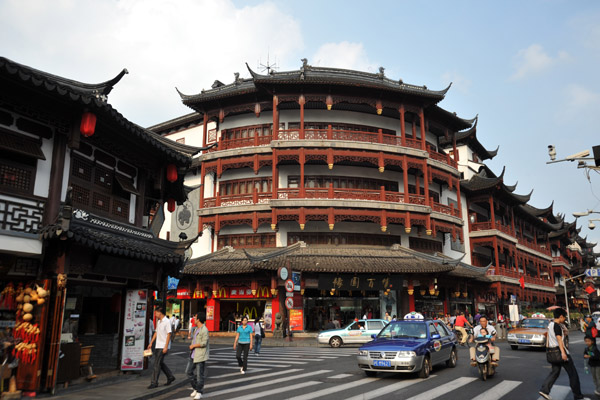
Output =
[
  {"x1": 431, "y1": 334, "x2": 441, "y2": 339},
  {"x1": 371, "y1": 334, "x2": 377, "y2": 339}
]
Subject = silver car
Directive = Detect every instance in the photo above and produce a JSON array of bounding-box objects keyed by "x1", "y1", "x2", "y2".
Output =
[{"x1": 317, "y1": 319, "x2": 388, "y2": 348}]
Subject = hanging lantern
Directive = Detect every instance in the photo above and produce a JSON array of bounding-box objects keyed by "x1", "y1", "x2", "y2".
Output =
[
  {"x1": 428, "y1": 285, "x2": 436, "y2": 296},
  {"x1": 462, "y1": 291, "x2": 468, "y2": 298},
  {"x1": 167, "y1": 198, "x2": 176, "y2": 213},
  {"x1": 166, "y1": 164, "x2": 178, "y2": 183},
  {"x1": 80, "y1": 111, "x2": 97, "y2": 137},
  {"x1": 419, "y1": 289, "x2": 426, "y2": 296},
  {"x1": 326, "y1": 95, "x2": 333, "y2": 111},
  {"x1": 254, "y1": 103, "x2": 261, "y2": 117},
  {"x1": 251, "y1": 280, "x2": 258, "y2": 296},
  {"x1": 376, "y1": 100, "x2": 383, "y2": 115},
  {"x1": 407, "y1": 281, "x2": 414, "y2": 296},
  {"x1": 435, "y1": 290, "x2": 440, "y2": 296}
]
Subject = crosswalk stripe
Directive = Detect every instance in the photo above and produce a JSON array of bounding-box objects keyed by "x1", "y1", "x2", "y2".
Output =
[
  {"x1": 202, "y1": 370, "x2": 331, "y2": 398},
  {"x1": 286, "y1": 377, "x2": 380, "y2": 400},
  {"x1": 225, "y1": 381, "x2": 322, "y2": 400},
  {"x1": 345, "y1": 375, "x2": 436, "y2": 400},
  {"x1": 249, "y1": 356, "x2": 326, "y2": 361},
  {"x1": 537, "y1": 385, "x2": 571, "y2": 400},
  {"x1": 329, "y1": 373, "x2": 353, "y2": 379},
  {"x1": 405, "y1": 377, "x2": 478, "y2": 400},
  {"x1": 210, "y1": 356, "x2": 307, "y2": 364},
  {"x1": 206, "y1": 368, "x2": 271, "y2": 379},
  {"x1": 471, "y1": 380, "x2": 522, "y2": 400},
  {"x1": 208, "y1": 365, "x2": 270, "y2": 371},
  {"x1": 226, "y1": 362, "x2": 291, "y2": 368},
  {"x1": 204, "y1": 368, "x2": 302, "y2": 389}
]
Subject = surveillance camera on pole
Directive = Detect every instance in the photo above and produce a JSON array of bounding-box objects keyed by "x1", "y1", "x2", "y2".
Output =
[
  {"x1": 573, "y1": 210, "x2": 591, "y2": 218},
  {"x1": 548, "y1": 145, "x2": 556, "y2": 161},
  {"x1": 590, "y1": 221, "x2": 596, "y2": 230}
]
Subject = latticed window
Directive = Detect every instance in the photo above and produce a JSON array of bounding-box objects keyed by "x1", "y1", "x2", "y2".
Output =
[
  {"x1": 92, "y1": 192, "x2": 111, "y2": 213},
  {"x1": 0, "y1": 161, "x2": 34, "y2": 194},
  {"x1": 288, "y1": 233, "x2": 400, "y2": 246},
  {"x1": 71, "y1": 157, "x2": 93, "y2": 182},
  {"x1": 409, "y1": 237, "x2": 442, "y2": 254},
  {"x1": 217, "y1": 233, "x2": 276, "y2": 249}
]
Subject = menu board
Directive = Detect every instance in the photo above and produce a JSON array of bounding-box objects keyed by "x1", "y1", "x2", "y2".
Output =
[
  {"x1": 120, "y1": 289, "x2": 147, "y2": 371},
  {"x1": 289, "y1": 308, "x2": 303, "y2": 332}
]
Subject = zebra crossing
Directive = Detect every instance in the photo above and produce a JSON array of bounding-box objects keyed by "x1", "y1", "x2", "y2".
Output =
[{"x1": 167, "y1": 346, "x2": 577, "y2": 400}]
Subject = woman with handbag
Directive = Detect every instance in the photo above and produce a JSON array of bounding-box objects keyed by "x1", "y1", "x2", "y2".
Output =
[{"x1": 539, "y1": 308, "x2": 590, "y2": 400}]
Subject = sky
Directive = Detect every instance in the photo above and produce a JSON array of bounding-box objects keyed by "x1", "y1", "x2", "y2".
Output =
[{"x1": 1, "y1": 0, "x2": 600, "y2": 249}]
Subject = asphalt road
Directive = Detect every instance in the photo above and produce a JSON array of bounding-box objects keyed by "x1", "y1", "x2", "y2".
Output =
[{"x1": 155, "y1": 331, "x2": 597, "y2": 400}]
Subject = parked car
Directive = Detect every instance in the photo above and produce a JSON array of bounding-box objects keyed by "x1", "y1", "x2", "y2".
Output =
[
  {"x1": 507, "y1": 318, "x2": 568, "y2": 349},
  {"x1": 317, "y1": 319, "x2": 388, "y2": 348},
  {"x1": 357, "y1": 319, "x2": 458, "y2": 378}
]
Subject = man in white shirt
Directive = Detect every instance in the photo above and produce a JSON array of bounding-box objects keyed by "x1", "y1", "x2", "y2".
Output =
[{"x1": 147, "y1": 307, "x2": 175, "y2": 389}]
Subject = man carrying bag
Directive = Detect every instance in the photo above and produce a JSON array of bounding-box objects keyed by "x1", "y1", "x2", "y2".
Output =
[{"x1": 539, "y1": 308, "x2": 589, "y2": 400}]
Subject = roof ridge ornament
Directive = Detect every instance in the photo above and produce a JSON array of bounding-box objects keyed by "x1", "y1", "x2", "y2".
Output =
[
  {"x1": 234, "y1": 72, "x2": 240, "y2": 85},
  {"x1": 377, "y1": 66, "x2": 385, "y2": 80},
  {"x1": 300, "y1": 58, "x2": 309, "y2": 80}
]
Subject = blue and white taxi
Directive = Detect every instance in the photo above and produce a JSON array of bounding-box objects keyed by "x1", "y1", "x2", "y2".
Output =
[
  {"x1": 357, "y1": 315, "x2": 458, "y2": 378},
  {"x1": 317, "y1": 319, "x2": 388, "y2": 348}
]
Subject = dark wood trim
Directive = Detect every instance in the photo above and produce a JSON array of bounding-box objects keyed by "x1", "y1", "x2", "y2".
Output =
[
  {"x1": 135, "y1": 169, "x2": 147, "y2": 226},
  {"x1": 43, "y1": 133, "x2": 67, "y2": 225}
]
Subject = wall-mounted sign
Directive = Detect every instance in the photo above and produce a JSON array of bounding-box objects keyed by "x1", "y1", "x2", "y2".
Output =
[
  {"x1": 120, "y1": 289, "x2": 147, "y2": 371},
  {"x1": 285, "y1": 280, "x2": 294, "y2": 292},
  {"x1": 176, "y1": 288, "x2": 191, "y2": 299},
  {"x1": 278, "y1": 266, "x2": 289, "y2": 280},
  {"x1": 167, "y1": 276, "x2": 179, "y2": 290},
  {"x1": 292, "y1": 271, "x2": 301, "y2": 291},
  {"x1": 285, "y1": 297, "x2": 294, "y2": 309}
]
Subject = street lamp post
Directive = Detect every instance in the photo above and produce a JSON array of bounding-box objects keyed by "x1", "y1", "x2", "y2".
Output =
[{"x1": 564, "y1": 273, "x2": 587, "y2": 326}]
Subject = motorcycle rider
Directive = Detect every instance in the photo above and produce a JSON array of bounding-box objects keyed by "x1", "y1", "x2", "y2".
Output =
[
  {"x1": 454, "y1": 311, "x2": 472, "y2": 346},
  {"x1": 469, "y1": 316, "x2": 500, "y2": 367}
]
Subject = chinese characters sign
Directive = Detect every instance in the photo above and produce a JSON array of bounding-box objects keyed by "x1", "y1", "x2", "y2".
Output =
[
  {"x1": 120, "y1": 289, "x2": 147, "y2": 371},
  {"x1": 318, "y1": 274, "x2": 402, "y2": 291}
]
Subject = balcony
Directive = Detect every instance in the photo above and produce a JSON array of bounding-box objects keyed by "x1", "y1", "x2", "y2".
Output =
[
  {"x1": 519, "y1": 238, "x2": 551, "y2": 256},
  {"x1": 471, "y1": 221, "x2": 515, "y2": 236},
  {"x1": 208, "y1": 126, "x2": 457, "y2": 169},
  {"x1": 486, "y1": 267, "x2": 554, "y2": 288},
  {"x1": 201, "y1": 188, "x2": 460, "y2": 218}
]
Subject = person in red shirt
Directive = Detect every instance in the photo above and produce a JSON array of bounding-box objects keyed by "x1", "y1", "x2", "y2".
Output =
[{"x1": 454, "y1": 311, "x2": 473, "y2": 345}]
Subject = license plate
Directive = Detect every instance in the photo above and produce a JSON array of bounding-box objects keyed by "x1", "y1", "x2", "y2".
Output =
[
  {"x1": 373, "y1": 360, "x2": 391, "y2": 367},
  {"x1": 518, "y1": 339, "x2": 531, "y2": 344}
]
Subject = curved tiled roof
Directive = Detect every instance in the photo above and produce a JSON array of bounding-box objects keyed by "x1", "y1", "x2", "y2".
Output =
[
  {"x1": 461, "y1": 168, "x2": 532, "y2": 204},
  {"x1": 0, "y1": 57, "x2": 203, "y2": 164},
  {"x1": 439, "y1": 117, "x2": 498, "y2": 160},
  {"x1": 183, "y1": 243, "x2": 488, "y2": 277}
]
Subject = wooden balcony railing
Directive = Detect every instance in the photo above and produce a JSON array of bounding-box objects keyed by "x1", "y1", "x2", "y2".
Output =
[
  {"x1": 552, "y1": 256, "x2": 570, "y2": 265},
  {"x1": 207, "y1": 126, "x2": 457, "y2": 168},
  {"x1": 520, "y1": 238, "x2": 551, "y2": 256},
  {"x1": 486, "y1": 268, "x2": 554, "y2": 287},
  {"x1": 202, "y1": 191, "x2": 271, "y2": 208},
  {"x1": 471, "y1": 221, "x2": 515, "y2": 236}
]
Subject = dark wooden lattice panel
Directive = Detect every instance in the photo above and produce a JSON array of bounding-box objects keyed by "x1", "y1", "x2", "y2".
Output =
[
  {"x1": 0, "y1": 161, "x2": 33, "y2": 193},
  {"x1": 94, "y1": 165, "x2": 113, "y2": 190},
  {"x1": 112, "y1": 198, "x2": 129, "y2": 220},
  {"x1": 71, "y1": 184, "x2": 90, "y2": 207},
  {"x1": 71, "y1": 156, "x2": 93, "y2": 182},
  {"x1": 0, "y1": 198, "x2": 44, "y2": 233},
  {"x1": 91, "y1": 191, "x2": 110, "y2": 213}
]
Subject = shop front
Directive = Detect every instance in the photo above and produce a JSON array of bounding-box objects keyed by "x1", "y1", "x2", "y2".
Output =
[{"x1": 414, "y1": 289, "x2": 445, "y2": 318}]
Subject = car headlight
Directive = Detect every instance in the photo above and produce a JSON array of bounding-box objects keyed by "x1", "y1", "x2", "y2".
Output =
[
  {"x1": 358, "y1": 350, "x2": 368, "y2": 356},
  {"x1": 397, "y1": 351, "x2": 416, "y2": 358},
  {"x1": 533, "y1": 335, "x2": 544, "y2": 340},
  {"x1": 507, "y1": 334, "x2": 516, "y2": 339}
]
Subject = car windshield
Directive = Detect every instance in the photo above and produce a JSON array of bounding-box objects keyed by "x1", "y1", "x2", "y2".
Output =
[
  {"x1": 378, "y1": 322, "x2": 427, "y2": 339},
  {"x1": 519, "y1": 319, "x2": 549, "y2": 329}
]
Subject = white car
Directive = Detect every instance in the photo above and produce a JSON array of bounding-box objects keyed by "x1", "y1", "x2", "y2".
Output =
[{"x1": 317, "y1": 319, "x2": 388, "y2": 348}]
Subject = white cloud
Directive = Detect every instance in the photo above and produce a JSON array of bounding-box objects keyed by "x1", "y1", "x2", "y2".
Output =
[
  {"x1": 441, "y1": 71, "x2": 471, "y2": 94},
  {"x1": 0, "y1": 0, "x2": 304, "y2": 126},
  {"x1": 311, "y1": 42, "x2": 377, "y2": 72},
  {"x1": 509, "y1": 44, "x2": 569, "y2": 80}
]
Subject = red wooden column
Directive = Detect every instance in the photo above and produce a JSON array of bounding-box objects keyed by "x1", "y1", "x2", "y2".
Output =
[
  {"x1": 423, "y1": 161, "x2": 430, "y2": 206},
  {"x1": 402, "y1": 156, "x2": 409, "y2": 203},
  {"x1": 455, "y1": 178, "x2": 463, "y2": 218},
  {"x1": 202, "y1": 113, "x2": 208, "y2": 148},
  {"x1": 409, "y1": 293, "x2": 415, "y2": 312},
  {"x1": 272, "y1": 95, "x2": 279, "y2": 140},
  {"x1": 399, "y1": 104, "x2": 406, "y2": 147},
  {"x1": 493, "y1": 237, "x2": 500, "y2": 274},
  {"x1": 299, "y1": 95, "x2": 305, "y2": 140},
  {"x1": 300, "y1": 148, "x2": 306, "y2": 197},
  {"x1": 489, "y1": 195, "x2": 495, "y2": 227},
  {"x1": 452, "y1": 132, "x2": 459, "y2": 161},
  {"x1": 419, "y1": 108, "x2": 426, "y2": 151},
  {"x1": 272, "y1": 149, "x2": 278, "y2": 199}
]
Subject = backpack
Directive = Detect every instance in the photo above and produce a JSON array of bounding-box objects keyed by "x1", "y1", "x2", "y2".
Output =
[{"x1": 592, "y1": 326, "x2": 598, "y2": 338}]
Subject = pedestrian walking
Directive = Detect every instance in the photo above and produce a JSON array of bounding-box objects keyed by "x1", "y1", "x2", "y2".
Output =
[
  {"x1": 234, "y1": 316, "x2": 253, "y2": 374},
  {"x1": 187, "y1": 312, "x2": 209, "y2": 400},
  {"x1": 147, "y1": 307, "x2": 175, "y2": 389},
  {"x1": 539, "y1": 308, "x2": 590, "y2": 400},
  {"x1": 584, "y1": 335, "x2": 600, "y2": 396},
  {"x1": 254, "y1": 317, "x2": 264, "y2": 355}
]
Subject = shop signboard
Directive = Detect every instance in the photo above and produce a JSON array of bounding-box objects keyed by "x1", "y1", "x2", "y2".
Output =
[
  {"x1": 176, "y1": 288, "x2": 191, "y2": 299},
  {"x1": 318, "y1": 274, "x2": 402, "y2": 291},
  {"x1": 264, "y1": 301, "x2": 272, "y2": 330},
  {"x1": 120, "y1": 289, "x2": 147, "y2": 371},
  {"x1": 289, "y1": 308, "x2": 303, "y2": 331},
  {"x1": 292, "y1": 271, "x2": 301, "y2": 291},
  {"x1": 229, "y1": 287, "x2": 254, "y2": 298},
  {"x1": 167, "y1": 276, "x2": 179, "y2": 290},
  {"x1": 206, "y1": 306, "x2": 214, "y2": 320}
]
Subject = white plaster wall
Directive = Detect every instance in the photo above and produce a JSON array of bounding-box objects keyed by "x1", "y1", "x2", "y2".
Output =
[
  {"x1": 33, "y1": 135, "x2": 53, "y2": 198},
  {"x1": 159, "y1": 205, "x2": 171, "y2": 240},
  {"x1": 277, "y1": 165, "x2": 403, "y2": 190},
  {"x1": 204, "y1": 173, "x2": 215, "y2": 198},
  {"x1": 163, "y1": 121, "x2": 217, "y2": 149},
  {"x1": 460, "y1": 191, "x2": 472, "y2": 264},
  {"x1": 191, "y1": 227, "x2": 213, "y2": 258},
  {"x1": 0, "y1": 235, "x2": 42, "y2": 255}
]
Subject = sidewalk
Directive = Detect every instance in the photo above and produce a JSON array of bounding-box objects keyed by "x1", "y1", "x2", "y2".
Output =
[{"x1": 40, "y1": 335, "x2": 321, "y2": 400}]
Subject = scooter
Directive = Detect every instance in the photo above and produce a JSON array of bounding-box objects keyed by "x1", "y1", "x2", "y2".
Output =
[{"x1": 473, "y1": 337, "x2": 496, "y2": 381}]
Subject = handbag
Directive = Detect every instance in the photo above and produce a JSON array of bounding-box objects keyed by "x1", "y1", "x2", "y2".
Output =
[
  {"x1": 545, "y1": 324, "x2": 564, "y2": 364},
  {"x1": 260, "y1": 323, "x2": 266, "y2": 339},
  {"x1": 143, "y1": 349, "x2": 153, "y2": 357}
]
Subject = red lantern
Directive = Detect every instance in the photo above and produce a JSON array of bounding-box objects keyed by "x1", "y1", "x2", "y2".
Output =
[
  {"x1": 326, "y1": 95, "x2": 333, "y2": 111},
  {"x1": 166, "y1": 164, "x2": 178, "y2": 183},
  {"x1": 167, "y1": 198, "x2": 176, "y2": 213},
  {"x1": 80, "y1": 112, "x2": 97, "y2": 137}
]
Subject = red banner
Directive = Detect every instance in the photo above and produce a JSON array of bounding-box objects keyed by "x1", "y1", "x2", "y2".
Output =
[{"x1": 177, "y1": 288, "x2": 191, "y2": 299}]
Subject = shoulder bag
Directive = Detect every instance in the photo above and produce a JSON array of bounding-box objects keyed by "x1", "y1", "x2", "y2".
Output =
[
  {"x1": 260, "y1": 323, "x2": 266, "y2": 339},
  {"x1": 546, "y1": 323, "x2": 564, "y2": 364}
]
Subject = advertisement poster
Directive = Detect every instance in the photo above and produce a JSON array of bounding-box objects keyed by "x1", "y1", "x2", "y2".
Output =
[
  {"x1": 206, "y1": 306, "x2": 214, "y2": 321},
  {"x1": 263, "y1": 301, "x2": 272, "y2": 330},
  {"x1": 120, "y1": 289, "x2": 147, "y2": 371},
  {"x1": 289, "y1": 308, "x2": 303, "y2": 331}
]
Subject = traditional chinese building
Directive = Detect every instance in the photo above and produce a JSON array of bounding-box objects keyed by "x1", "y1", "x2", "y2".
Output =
[
  {"x1": 150, "y1": 60, "x2": 501, "y2": 331},
  {"x1": 0, "y1": 56, "x2": 203, "y2": 393}
]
